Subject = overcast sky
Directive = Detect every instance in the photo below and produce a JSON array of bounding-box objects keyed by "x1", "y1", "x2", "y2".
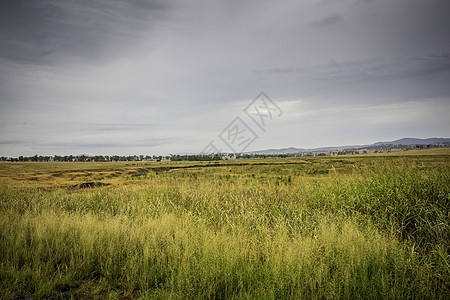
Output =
[{"x1": 1, "y1": 0, "x2": 449, "y2": 156}]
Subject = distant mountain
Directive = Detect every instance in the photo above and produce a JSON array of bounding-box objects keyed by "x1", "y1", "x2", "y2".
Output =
[
  {"x1": 247, "y1": 137, "x2": 450, "y2": 155},
  {"x1": 374, "y1": 137, "x2": 450, "y2": 145},
  {"x1": 250, "y1": 147, "x2": 306, "y2": 154},
  {"x1": 248, "y1": 144, "x2": 363, "y2": 155}
]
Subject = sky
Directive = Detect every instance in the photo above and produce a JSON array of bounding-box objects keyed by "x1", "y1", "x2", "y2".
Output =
[{"x1": 1, "y1": 0, "x2": 449, "y2": 156}]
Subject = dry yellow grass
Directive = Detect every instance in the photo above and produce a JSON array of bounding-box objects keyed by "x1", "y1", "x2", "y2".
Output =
[{"x1": 363, "y1": 147, "x2": 450, "y2": 156}]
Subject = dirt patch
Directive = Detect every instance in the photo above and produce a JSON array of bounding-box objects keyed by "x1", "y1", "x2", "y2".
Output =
[
  {"x1": 146, "y1": 161, "x2": 310, "y2": 173},
  {"x1": 106, "y1": 171, "x2": 123, "y2": 178},
  {"x1": 126, "y1": 168, "x2": 150, "y2": 175},
  {"x1": 72, "y1": 181, "x2": 111, "y2": 189}
]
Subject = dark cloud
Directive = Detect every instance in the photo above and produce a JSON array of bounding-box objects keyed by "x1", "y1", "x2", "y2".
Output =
[
  {"x1": 0, "y1": 0, "x2": 170, "y2": 65},
  {"x1": 257, "y1": 54, "x2": 450, "y2": 101},
  {"x1": 263, "y1": 54, "x2": 450, "y2": 82}
]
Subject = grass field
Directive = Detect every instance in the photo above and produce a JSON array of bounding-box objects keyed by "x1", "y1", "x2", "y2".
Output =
[{"x1": 0, "y1": 149, "x2": 449, "y2": 299}]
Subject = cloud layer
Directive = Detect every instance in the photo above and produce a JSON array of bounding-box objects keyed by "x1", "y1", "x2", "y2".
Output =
[{"x1": 1, "y1": 0, "x2": 449, "y2": 155}]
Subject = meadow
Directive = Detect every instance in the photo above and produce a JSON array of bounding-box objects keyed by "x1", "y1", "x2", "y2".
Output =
[{"x1": 0, "y1": 149, "x2": 449, "y2": 299}]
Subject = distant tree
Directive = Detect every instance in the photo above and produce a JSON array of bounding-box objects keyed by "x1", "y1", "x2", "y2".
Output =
[{"x1": 93, "y1": 155, "x2": 106, "y2": 162}]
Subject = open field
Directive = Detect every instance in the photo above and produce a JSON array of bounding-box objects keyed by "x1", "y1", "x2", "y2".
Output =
[
  {"x1": 0, "y1": 150, "x2": 449, "y2": 299},
  {"x1": 363, "y1": 147, "x2": 450, "y2": 156}
]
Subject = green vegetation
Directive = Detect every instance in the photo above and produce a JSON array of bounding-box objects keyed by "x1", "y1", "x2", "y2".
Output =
[{"x1": 0, "y1": 152, "x2": 449, "y2": 298}]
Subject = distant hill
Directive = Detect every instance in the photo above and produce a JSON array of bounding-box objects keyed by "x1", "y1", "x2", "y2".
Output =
[
  {"x1": 374, "y1": 137, "x2": 450, "y2": 145},
  {"x1": 248, "y1": 137, "x2": 450, "y2": 154}
]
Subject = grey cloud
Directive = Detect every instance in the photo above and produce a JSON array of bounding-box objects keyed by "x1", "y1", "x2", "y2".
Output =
[
  {"x1": 310, "y1": 14, "x2": 342, "y2": 27},
  {"x1": 63, "y1": 138, "x2": 180, "y2": 148},
  {"x1": 283, "y1": 54, "x2": 450, "y2": 81},
  {"x1": 252, "y1": 53, "x2": 450, "y2": 108},
  {"x1": 91, "y1": 123, "x2": 159, "y2": 131},
  {"x1": 0, "y1": 137, "x2": 181, "y2": 151},
  {"x1": 0, "y1": 139, "x2": 31, "y2": 145},
  {"x1": 259, "y1": 54, "x2": 450, "y2": 90}
]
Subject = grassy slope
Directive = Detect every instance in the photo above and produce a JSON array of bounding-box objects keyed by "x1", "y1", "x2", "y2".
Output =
[{"x1": 0, "y1": 152, "x2": 449, "y2": 298}]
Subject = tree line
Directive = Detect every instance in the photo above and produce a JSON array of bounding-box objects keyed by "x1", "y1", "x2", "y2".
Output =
[
  {"x1": 1, "y1": 155, "x2": 161, "y2": 162},
  {"x1": 1, "y1": 153, "x2": 301, "y2": 162},
  {"x1": 2, "y1": 143, "x2": 445, "y2": 162}
]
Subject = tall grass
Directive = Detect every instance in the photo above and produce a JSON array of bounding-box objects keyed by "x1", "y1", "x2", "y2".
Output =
[
  {"x1": 0, "y1": 156, "x2": 448, "y2": 298},
  {"x1": 0, "y1": 212, "x2": 433, "y2": 299}
]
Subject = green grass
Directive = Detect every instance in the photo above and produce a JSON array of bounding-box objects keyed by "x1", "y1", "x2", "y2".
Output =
[{"x1": 0, "y1": 154, "x2": 449, "y2": 298}]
